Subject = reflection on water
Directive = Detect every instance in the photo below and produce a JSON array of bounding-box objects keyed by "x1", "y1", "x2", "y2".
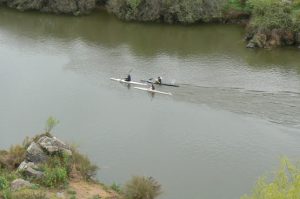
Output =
[{"x1": 0, "y1": 7, "x2": 300, "y2": 199}]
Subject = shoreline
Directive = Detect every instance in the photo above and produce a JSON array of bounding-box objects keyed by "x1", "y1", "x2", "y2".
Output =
[{"x1": 0, "y1": 0, "x2": 300, "y2": 49}]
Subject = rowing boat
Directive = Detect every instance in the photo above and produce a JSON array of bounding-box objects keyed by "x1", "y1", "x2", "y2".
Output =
[
  {"x1": 110, "y1": 78, "x2": 148, "y2": 86},
  {"x1": 134, "y1": 87, "x2": 172, "y2": 96},
  {"x1": 140, "y1": 80, "x2": 179, "y2": 87}
]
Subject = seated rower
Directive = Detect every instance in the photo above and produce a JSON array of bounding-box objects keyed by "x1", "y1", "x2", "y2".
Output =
[
  {"x1": 155, "y1": 76, "x2": 162, "y2": 84},
  {"x1": 124, "y1": 74, "x2": 131, "y2": 82},
  {"x1": 150, "y1": 84, "x2": 155, "y2": 90}
]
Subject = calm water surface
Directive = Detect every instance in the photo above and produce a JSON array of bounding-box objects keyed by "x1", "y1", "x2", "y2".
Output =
[{"x1": 0, "y1": 8, "x2": 300, "y2": 199}]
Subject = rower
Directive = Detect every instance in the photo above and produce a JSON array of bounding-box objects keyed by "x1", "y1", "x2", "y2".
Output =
[
  {"x1": 150, "y1": 83, "x2": 155, "y2": 90},
  {"x1": 155, "y1": 77, "x2": 162, "y2": 84},
  {"x1": 124, "y1": 74, "x2": 131, "y2": 82}
]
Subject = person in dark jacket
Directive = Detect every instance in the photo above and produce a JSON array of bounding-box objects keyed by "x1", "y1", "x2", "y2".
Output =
[
  {"x1": 150, "y1": 83, "x2": 155, "y2": 90},
  {"x1": 124, "y1": 74, "x2": 131, "y2": 82}
]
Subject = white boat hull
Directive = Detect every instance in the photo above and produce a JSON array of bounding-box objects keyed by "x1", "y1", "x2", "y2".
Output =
[
  {"x1": 134, "y1": 87, "x2": 172, "y2": 96},
  {"x1": 110, "y1": 78, "x2": 147, "y2": 86}
]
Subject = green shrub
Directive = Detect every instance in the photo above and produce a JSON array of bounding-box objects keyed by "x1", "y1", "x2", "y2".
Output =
[
  {"x1": 0, "y1": 176, "x2": 8, "y2": 190},
  {"x1": 42, "y1": 166, "x2": 68, "y2": 188},
  {"x1": 0, "y1": 169, "x2": 20, "y2": 183},
  {"x1": 107, "y1": 0, "x2": 225, "y2": 23},
  {"x1": 1, "y1": 188, "x2": 12, "y2": 199},
  {"x1": 45, "y1": 116, "x2": 59, "y2": 133},
  {"x1": 241, "y1": 158, "x2": 300, "y2": 199},
  {"x1": 248, "y1": 0, "x2": 293, "y2": 30},
  {"x1": 127, "y1": 0, "x2": 141, "y2": 9},
  {"x1": 124, "y1": 176, "x2": 162, "y2": 199},
  {"x1": 111, "y1": 182, "x2": 122, "y2": 193}
]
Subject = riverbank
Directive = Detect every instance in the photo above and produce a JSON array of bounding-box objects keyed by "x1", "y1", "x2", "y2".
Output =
[
  {"x1": 0, "y1": 0, "x2": 300, "y2": 48},
  {"x1": 0, "y1": 117, "x2": 163, "y2": 199},
  {"x1": 0, "y1": 132, "x2": 120, "y2": 199}
]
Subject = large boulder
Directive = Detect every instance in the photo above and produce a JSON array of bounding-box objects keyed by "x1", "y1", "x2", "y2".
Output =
[
  {"x1": 26, "y1": 142, "x2": 48, "y2": 163},
  {"x1": 38, "y1": 136, "x2": 72, "y2": 156},
  {"x1": 11, "y1": 179, "x2": 33, "y2": 191}
]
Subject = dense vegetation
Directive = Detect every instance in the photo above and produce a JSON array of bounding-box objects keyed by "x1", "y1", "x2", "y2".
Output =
[
  {"x1": 241, "y1": 158, "x2": 300, "y2": 199},
  {"x1": 106, "y1": 0, "x2": 227, "y2": 23}
]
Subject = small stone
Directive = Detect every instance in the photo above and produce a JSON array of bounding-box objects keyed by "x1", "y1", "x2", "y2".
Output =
[
  {"x1": 56, "y1": 192, "x2": 65, "y2": 198},
  {"x1": 246, "y1": 42, "x2": 255, "y2": 48},
  {"x1": 11, "y1": 179, "x2": 32, "y2": 191},
  {"x1": 18, "y1": 161, "x2": 43, "y2": 179}
]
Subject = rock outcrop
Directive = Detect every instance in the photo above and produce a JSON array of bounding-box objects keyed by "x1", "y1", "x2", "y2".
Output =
[
  {"x1": 246, "y1": 29, "x2": 299, "y2": 48},
  {"x1": 38, "y1": 136, "x2": 72, "y2": 155},
  {"x1": 1, "y1": 0, "x2": 95, "y2": 15},
  {"x1": 18, "y1": 135, "x2": 72, "y2": 178}
]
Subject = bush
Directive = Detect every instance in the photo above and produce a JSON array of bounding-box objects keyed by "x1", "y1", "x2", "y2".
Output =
[
  {"x1": 107, "y1": 0, "x2": 225, "y2": 23},
  {"x1": 124, "y1": 176, "x2": 162, "y2": 199},
  {"x1": 45, "y1": 116, "x2": 59, "y2": 133},
  {"x1": 248, "y1": 0, "x2": 293, "y2": 30},
  {"x1": 241, "y1": 158, "x2": 300, "y2": 199},
  {"x1": 41, "y1": 166, "x2": 68, "y2": 188},
  {"x1": 0, "y1": 176, "x2": 8, "y2": 191},
  {"x1": 111, "y1": 182, "x2": 122, "y2": 193}
]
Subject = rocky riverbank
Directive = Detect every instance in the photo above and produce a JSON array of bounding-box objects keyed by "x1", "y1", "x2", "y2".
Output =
[
  {"x1": 0, "y1": 0, "x2": 299, "y2": 48},
  {"x1": 0, "y1": 117, "x2": 162, "y2": 199},
  {"x1": 0, "y1": 133, "x2": 120, "y2": 199}
]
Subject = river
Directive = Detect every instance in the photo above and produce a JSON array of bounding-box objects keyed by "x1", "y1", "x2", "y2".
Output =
[{"x1": 0, "y1": 7, "x2": 300, "y2": 199}]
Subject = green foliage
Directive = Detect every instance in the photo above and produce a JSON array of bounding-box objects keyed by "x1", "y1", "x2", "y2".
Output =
[
  {"x1": 241, "y1": 158, "x2": 300, "y2": 199},
  {"x1": 0, "y1": 176, "x2": 8, "y2": 191},
  {"x1": 223, "y1": 0, "x2": 252, "y2": 13},
  {"x1": 111, "y1": 182, "x2": 122, "y2": 193},
  {"x1": 124, "y1": 176, "x2": 162, "y2": 199},
  {"x1": 248, "y1": 0, "x2": 293, "y2": 30},
  {"x1": 1, "y1": 188, "x2": 12, "y2": 199},
  {"x1": 127, "y1": 0, "x2": 141, "y2": 9},
  {"x1": 45, "y1": 116, "x2": 59, "y2": 133},
  {"x1": 0, "y1": 169, "x2": 20, "y2": 184},
  {"x1": 41, "y1": 166, "x2": 68, "y2": 188},
  {"x1": 107, "y1": 0, "x2": 225, "y2": 23}
]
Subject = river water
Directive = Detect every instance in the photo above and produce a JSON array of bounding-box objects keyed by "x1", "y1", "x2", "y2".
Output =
[{"x1": 0, "y1": 7, "x2": 300, "y2": 199}]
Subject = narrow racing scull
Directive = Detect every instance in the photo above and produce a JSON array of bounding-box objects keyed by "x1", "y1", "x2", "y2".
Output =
[
  {"x1": 134, "y1": 87, "x2": 172, "y2": 96},
  {"x1": 140, "y1": 80, "x2": 179, "y2": 87},
  {"x1": 110, "y1": 78, "x2": 148, "y2": 86}
]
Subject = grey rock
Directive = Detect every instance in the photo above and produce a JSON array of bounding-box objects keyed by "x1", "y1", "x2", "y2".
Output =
[
  {"x1": 26, "y1": 142, "x2": 48, "y2": 163},
  {"x1": 56, "y1": 192, "x2": 65, "y2": 198},
  {"x1": 11, "y1": 179, "x2": 32, "y2": 191},
  {"x1": 18, "y1": 161, "x2": 43, "y2": 178},
  {"x1": 246, "y1": 42, "x2": 255, "y2": 48},
  {"x1": 38, "y1": 136, "x2": 72, "y2": 155}
]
